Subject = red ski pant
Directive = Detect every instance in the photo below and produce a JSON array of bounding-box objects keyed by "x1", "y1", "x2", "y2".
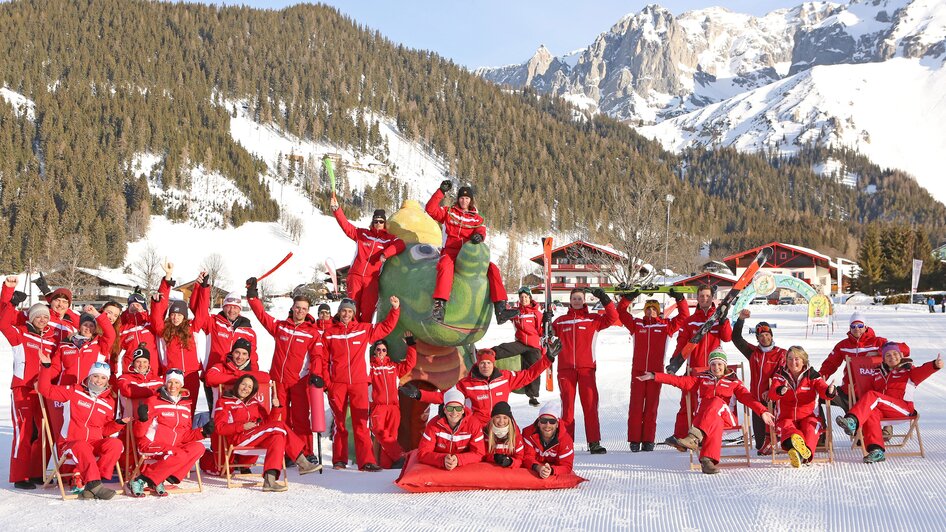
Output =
[
  {"x1": 775, "y1": 416, "x2": 821, "y2": 456},
  {"x1": 139, "y1": 441, "x2": 205, "y2": 484},
  {"x1": 434, "y1": 248, "x2": 507, "y2": 303},
  {"x1": 182, "y1": 371, "x2": 201, "y2": 418},
  {"x1": 673, "y1": 387, "x2": 700, "y2": 439},
  {"x1": 63, "y1": 438, "x2": 123, "y2": 483},
  {"x1": 848, "y1": 391, "x2": 915, "y2": 450},
  {"x1": 370, "y1": 404, "x2": 403, "y2": 468},
  {"x1": 231, "y1": 420, "x2": 305, "y2": 476},
  {"x1": 9, "y1": 387, "x2": 43, "y2": 483},
  {"x1": 628, "y1": 374, "x2": 661, "y2": 443},
  {"x1": 346, "y1": 272, "x2": 380, "y2": 323},
  {"x1": 692, "y1": 397, "x2": 739, "y2": 463},
  {"x1": 273, "y1": 378, "x2": 313, "y2": 456},
  {"x1": 558, "y1": 367, "x2": 601, "y2": 443},
  {"x1": 328, "y1": 383, "x2": 373, "y2": 467}
]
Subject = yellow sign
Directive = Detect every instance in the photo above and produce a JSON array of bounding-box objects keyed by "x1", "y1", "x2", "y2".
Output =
[{"x1": 808, "y1": 294, "x2": 833, "y2": 322}]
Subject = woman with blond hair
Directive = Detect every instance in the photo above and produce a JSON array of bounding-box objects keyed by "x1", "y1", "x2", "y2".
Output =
[
  {"x1": 769, "y1": 346, "x2": 836, "y2": 467},
  {"x1": 483, "y1": 402, "x2": 524, "y2": 468}
]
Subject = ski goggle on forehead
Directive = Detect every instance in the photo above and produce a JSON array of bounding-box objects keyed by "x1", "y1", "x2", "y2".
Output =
[{"x1": 755, "y1": 325, "x2": 772, "y2": 335}]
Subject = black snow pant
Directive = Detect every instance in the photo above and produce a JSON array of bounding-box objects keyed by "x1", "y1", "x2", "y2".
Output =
[{"x1": 492, "y1": 341, "x2": 543, "y2": 398}]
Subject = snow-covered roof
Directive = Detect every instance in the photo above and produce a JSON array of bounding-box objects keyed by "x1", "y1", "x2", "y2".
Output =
[
  {"x1": 76, "y1": 267, "x2": 138, "y2": 287},
  {"x1": 723, "y1": 241, "x2": 831, "y2": 265}
]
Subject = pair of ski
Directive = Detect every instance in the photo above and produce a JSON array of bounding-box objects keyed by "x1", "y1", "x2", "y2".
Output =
[{"x1": 666, "y1": 247, "x2": 773, "y2": 374}]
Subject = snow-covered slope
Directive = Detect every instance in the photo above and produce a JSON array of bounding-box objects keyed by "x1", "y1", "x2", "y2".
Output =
[{"x1": 637, "y1": 57, "x2": 946, "y2": 201}]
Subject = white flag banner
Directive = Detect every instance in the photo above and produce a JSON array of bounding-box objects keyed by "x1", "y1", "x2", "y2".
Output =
[{"x1": 912, "y1": 259, "x2": 923, "y2": 292}]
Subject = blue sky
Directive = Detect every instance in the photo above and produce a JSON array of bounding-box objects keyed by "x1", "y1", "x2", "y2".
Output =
[{"x1": 212, "y1": 1, "x2": 803, "y2": 68}]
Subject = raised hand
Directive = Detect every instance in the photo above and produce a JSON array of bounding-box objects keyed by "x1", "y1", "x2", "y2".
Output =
[
  {"x1": 389, "y1": 295, "x2": 400, "y2": 309},
  {"x1": 739, "y1": 309, "x2": 750, "y2": 320},
  {"x1": 162, "y1": 260, "x2": 174, "y2": 280},
  {"x1": 330, "y1": 197, "x2": 339, "y2": 211},
  {"x1": 83, "y1": 304, "x2": 100, "y2": 317},
  {"x1": 4, "y1": 275, "x2": 17, "y2": 288},
  {"x1": 935, "y1": 354, "x2": 943, "y2": 370}
]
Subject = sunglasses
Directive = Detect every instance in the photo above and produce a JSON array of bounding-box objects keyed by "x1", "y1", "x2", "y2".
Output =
[
  {"x1": 372, "y1": 220, "x2": 385, "y2": 225},
  {"x1": 850, "y1": 323, "x2": 865, "y2": 329},
  {"x1": 374, "y1": 348, "x2": 387, "y2": 353},
  {"x1": 91, "y1": 362, "x2": 110, "y2": 371},
  {"x1": 444, "y1": 404, "x2": 464, "y2": 413},
  {"x1": 537, "y1": 417, "x2": 558, "y2": 425}
]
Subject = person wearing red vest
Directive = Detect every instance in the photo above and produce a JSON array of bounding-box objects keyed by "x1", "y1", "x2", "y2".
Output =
[
  {"x1": 192, "y1": 283, "x2": 258, "y2": 411},
  {"x1": 482, "y1": 402, "x2": 525, "y2": 469},
  {"x1": 640, "y1": 349, "x2": 774, "y2": 474},
  {"x1": 331, "y1": 197, "x2": 406, "y2": 323},
  {"x1": 491, "y1": 287, "x2": 546, "y2": 405},
  {"x1": 214, "y1": 374, "x2": 321, "y2": 491},
  {"x1": 425, "y1": 181, "x2": 518, "y2": 325},
  {"x1": 664, "y1": 285, "x2": 733, "y2": 449},
  {"x1": 399, "y1": 344, "x2": 555, "y2": 425},
  {"x1": 819, "y1": 312, "x2": 888, "y2": 412},
  {"x1": 129, "y1": 369, "x2": 212, "y2": 496},
  {"x1": 616, "y1": 289, "x2": 689, "y2": 452},
  {"x1": 322, "y1": 296, "x2": 400, "y2": 471},
  {"x1": 550, "y1": 288, "x2": 617, "y2": 454},
  {"x1": 246, "y1": 277, "x2": 323, "y2": 460},
  {"x1": 769, "y1": 346, "x2": 837, "y2": 468},
  {"x1": 37, "y1": 355, "x2": 127, "y2": 500},
  {"x1": 1, "y1": 289, "x2": 56, "y2": 489},
  {"x1": 522, "y1": 402, "x2": 575, "y2": 478},
  {"x1": 369, "y1": 333, "x2": 417, "y2": 469},
  {"x1": 417, "y1": 388, "x2": 486, "y2": 470},
  {"x1": 733, "y1": 309, "x2": 787, "y2": 455},
  {"x1": 149, "y1": 263, "x2": 207, "y2": 416},
  {"x1": 837, "y1": 342, "x2": 942, "y2": 463},
  {"x1": 116, "y1": 289, "x2": 161, "y2": 378}
]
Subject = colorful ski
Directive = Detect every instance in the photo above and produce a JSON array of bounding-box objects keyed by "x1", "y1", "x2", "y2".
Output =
[{"x1": 602, "y1": 285, "x2": 698, "y2": 294}]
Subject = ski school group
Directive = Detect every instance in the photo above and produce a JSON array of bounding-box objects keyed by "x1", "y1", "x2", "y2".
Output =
[{"x1": 2, "y1": 179, "x2": 943, "y2": 500}]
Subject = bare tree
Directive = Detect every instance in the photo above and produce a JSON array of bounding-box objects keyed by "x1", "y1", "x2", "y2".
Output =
[
  {"x1": 200, "y1": 252, "x2": 229, "y2": 289},
  {"x1": 131, "y1": 244, "x2": 163, "y2": 293},
  {"x1": 498, "y1": 228, "x2": 523, "y2": 292},
  {"x1": 55, "y1": 234, "x2": 95, "y2": 294}
]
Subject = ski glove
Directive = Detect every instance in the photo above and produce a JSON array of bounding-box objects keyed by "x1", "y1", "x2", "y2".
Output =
[
  {"x1": 34, "y1": 272, "x2": 51, "y2": 295},
  {"x1": 493, "y1": 454, "x2": 513, "y2": 467},
  {"x1": 202, "y1": 420, "x2": 215, "y2": 437},
  {"x1": 200, "y1": 274, "x2": 210, "y2": 288},
  {"x1": 542, "y1": 309, "x2": 554, "y2": 323},
  {"x1": 439, "y1": 180, "x2": 452, "y2": 193},
  {"x1": 469, "y1": 233, "x2": 484, "y2": 245},
  {"x1": 590, "y1": 288, "x2": 611, "y2": 306},
  {"x1": 137, "y1": 403, "x2": 149, "y2": 422},
  {"x1": 309, "y1": 375, "x2": 325, "y2": 388},
  {"x1": 665, "y1": 354, "x2": 684, "y2": 375},
  {"x1": 398, "y1": 383, "x2": 421, "y2": 401},
  {"x1": 405, "y1": 335, "x2": 416, "y2": 347},
  {"x1": 668, "y1": 288, "x2": 685, "y2": 302},
  {"x1": 10, "y1": 291, "x2": 27, "y2": 306},
  {"x1": 776, "y1": 385, "x2": 788, "y2": 396},
  {"x1": 545, "y1": 337, "x2": 562, "y2": 362},
  {"x1": 622, "y1": 290, "x2": 640, "y2": 302},
  {"x1": 245, "y1": 277, "x2": 259, "y2": 299}
]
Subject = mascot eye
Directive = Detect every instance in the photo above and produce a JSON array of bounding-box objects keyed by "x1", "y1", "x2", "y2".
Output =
[{"x1": 410, "y1": 244, "x2": 439, "y2": 261}]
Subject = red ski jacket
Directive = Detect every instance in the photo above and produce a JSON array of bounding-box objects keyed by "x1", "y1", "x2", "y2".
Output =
[
  {"x1": 150, "y1": 278, "x2": 206, "y2": 375},
  {"x1": 135, "y1": 387, "x2": 203, "y2": 449},
  {"x1": 49, "y1": 313, "x2": 116, "y2": 386},
  {"x1": 0, "y1": 284, "x2": 76, "y2": 345},
  {"x1": 673, "y1": 305, "x2": 733, "y2": 369},
  {"x1": 867, "y1": 359, "x2": 940, "y2": 408},
  {"x1": 322, "y1": 308, "x2": 400, "y2": 387},
  {"x1": 551, "y1": 303, "x2": 618, "y2": 370},
  {"x1": 0, "y1": 301, "x2": 56, "y2": 389},
  {"x1": 425, "y1": 189, "x2": 486, "y2": 250},
  {"x1": 369, "y1": 344, "x2": 417, "y2": 406},
  {"x1": 204, "y1": 359, "x2": 270, "y2": 389},
  {"x1": 38, "y1": 364, "x2": 123, "y2": 443},
  {"x1": 333, "y1": 208, "x2": 406, "y2": 278},
  {"x1": 769, "y1": 366, "x2": 833, "y2": 422},
  {"x1": 522, "y1": 422, "x2": 575, "y2": 474},
  {"x1": 117, "y1": 310, "x2": 161, "y2": 376},
  {"x1": 819, "y1": 327, "x2": 887, "y2": 388},
  {"x1": 512, "y1": 302, "x2": 544, "y2": 348},
  {"x1": 654, "y1": 370, "x2": 767, "y2": 417},
  {"x1": 213, "y1": 394, "x2": 282, "y2": 441},
  {"x1": 617, "y1": 298, "x2": 689, "y2": 373},
  {"x1": 482, "y1": 422, "x2": 525, "y2": 468},
  {"x1": 191, "y1": 284, "x2": 258, "y2": 373},
  {"x1": 248, "y1": 297, "x2": 323, "y2": 388},
  {"x1": 455, "y1": 360, "x2": 551, "y2": 425},
  {"x1": 417, "y1": 410, "x2": 486, "y2": 469}
]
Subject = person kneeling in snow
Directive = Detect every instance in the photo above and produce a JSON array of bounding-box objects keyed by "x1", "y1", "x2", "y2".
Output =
[
  {"x1": 638, "y1": 349, "x2": 774, "y2": 474},
  {"x1": 417, "y1": 388, "x2": 485, "y2": 470},
  {"x1": 483, "y1": 402, "x2": 524, "y2": 469},
  {"x1": 214, "y1": 374, "x2": 321, "y2": 491},
  {"x1": 522, "y1": 402, "x2": 575, "y2": 479},
  {"x1": 38, "y1": 355, "x2": 128, "y2": 500},
  {"x1": 836, "y1": 342, "x2": 942, "y2": 463},
  {"x1": 769, "y1": 346, "x2": 836, "y2": 468}
]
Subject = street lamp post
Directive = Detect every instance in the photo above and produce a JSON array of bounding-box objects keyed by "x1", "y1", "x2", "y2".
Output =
[{"x1": 664, "y1": 194, "x2": 675, "y2": 274}]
